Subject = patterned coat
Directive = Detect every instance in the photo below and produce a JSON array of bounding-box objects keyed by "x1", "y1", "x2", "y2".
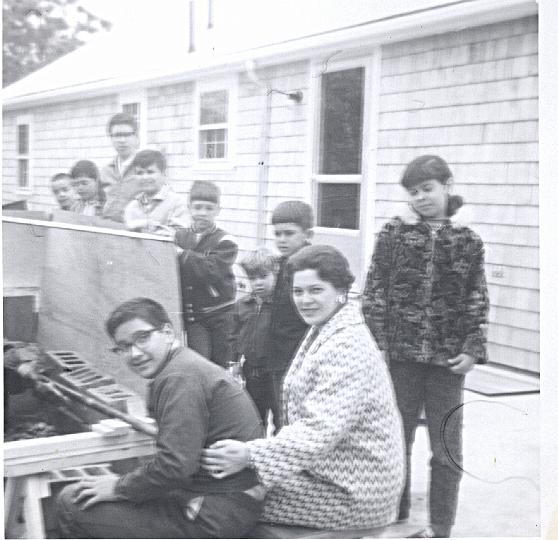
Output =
[
  {"x1": 247, "y1": 301, "x2": 405, "y2": 529},
  {"x1": 362, "y1": 209, "x2": 489, "y2": 366}
]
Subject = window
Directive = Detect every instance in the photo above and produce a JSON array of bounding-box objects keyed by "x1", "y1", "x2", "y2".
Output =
[
  {"x1": 198, "y1": 89, "x2": 228, "y2": 159},
  {"x1": 118, "y1": 89, "x2": 147, "y2": 145},
  {"x1": 16, "y1": 121, "x2": 31, "y2": 189},
  {"x1": 122, "y1": 102, "x2": 141, "y2": 133},
  {"x1": 315, "y1": 66, "x2": 365, "y2": 230}
]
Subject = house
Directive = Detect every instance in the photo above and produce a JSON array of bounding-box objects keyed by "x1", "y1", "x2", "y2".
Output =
[{"x1": 2, "y1": 0, "x2": 539, "y2": 373}]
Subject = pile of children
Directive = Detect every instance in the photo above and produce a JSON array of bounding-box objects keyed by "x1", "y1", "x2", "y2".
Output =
[{"x1": 49, "y1": 149, "x2": 488, "y2": 538}]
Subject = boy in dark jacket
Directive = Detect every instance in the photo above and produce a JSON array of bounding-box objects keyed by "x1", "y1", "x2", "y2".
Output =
[
  {"x1": 230, "y1": 249, "x2": 279, "y2": 433},
  {"x1": 268, "y1": 201, "x2": 313, "y2": 430},
  {"x1": 175, "y1": 181, "x2": 238, "y2": 367}
]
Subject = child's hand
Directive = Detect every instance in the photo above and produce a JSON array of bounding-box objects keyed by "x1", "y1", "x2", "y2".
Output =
[{"x1": 447, "y1": 353, "x2": 475, "y2": 374}]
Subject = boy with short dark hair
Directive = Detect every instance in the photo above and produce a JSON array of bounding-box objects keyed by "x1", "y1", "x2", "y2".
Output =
[
  {"x1": 69, "y1": 160, "x2": 105, "y2": 216},
  {"x1": 50, "y1": 173, "x2": 75, "y2": 210},
  {"x1": 56, "y1": 297, "x2": 264, "y2": 539},
  {"x1": 268, "y1": 200, "x2": 314, "y2": 430},
  {"x1": 175, "y1": 181, "x2": 238, "y2": 367},
  {"x1": 229, "y1": 248, "x2": 279, "y2": 432},
  {"x1": 123, "y1": 149, "x2": 189, "y2": 236}
]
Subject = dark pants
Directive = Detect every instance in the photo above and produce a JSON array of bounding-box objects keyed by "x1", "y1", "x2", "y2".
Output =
[
  {"x1": 245, "y1": 369, "x2": 279, "y2": 434},
  {"x1": 56, "y1": 483, "x2": 263, "y2": 539},
  {"x1": 186, "y1": 307, "x2": 233, "y2": 368},
  {"x1": 389, "y1": 360, "x2": 465, "y2": 537},
  {"x1": 269, "y1": 370, "x2": 286, "y2": 432}
]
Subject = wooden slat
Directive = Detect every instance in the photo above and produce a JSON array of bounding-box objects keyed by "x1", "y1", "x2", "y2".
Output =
[
  {"x1": 4, "y1": 431, "x2": 155, "y2": 477},
  {"x1": 487, "y1": 323, "x2": 539, "y2": 353},
  {"x1": 486, "y1": 283, "x2": 539, "y2": 312},
  {"x1": 488, "y1": 305, "x2": 539, "y2": 331},
  {"x1": 487, "y1": 342, "x2": 539, "y2": 372}
]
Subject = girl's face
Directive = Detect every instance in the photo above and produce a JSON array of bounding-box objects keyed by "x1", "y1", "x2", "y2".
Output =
[
  {"x1": 407, "y1": 178, "x2": 450, "y2": 220},
  {"x1": 71, "y1": 176, "x2": 98, "y2": 202},
  {"x1": 292, "y1": 269, "x2": 341, "y2": 326}
]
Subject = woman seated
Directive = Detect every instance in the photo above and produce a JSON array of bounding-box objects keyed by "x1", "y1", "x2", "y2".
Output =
[{"x1": 202, "y1": 245, "x2": 405, "y2": 530}]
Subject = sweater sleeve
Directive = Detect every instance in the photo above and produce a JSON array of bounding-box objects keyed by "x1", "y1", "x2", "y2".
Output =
[
  {"x1": 114, "y1": 371, "x2": 209, "y2": 502},
  {"x1": 461, "y1": 233, "x2": 490, "y2": 363},
  {"x1": 361, "y1": 222, "x2": 394, "y2": 351},
  {"x1": 247, "y1": 331, "x2": 373, "y2": 489},
  {"x1": 178, "y1": 235, "x2": 238, "y2": 287}
]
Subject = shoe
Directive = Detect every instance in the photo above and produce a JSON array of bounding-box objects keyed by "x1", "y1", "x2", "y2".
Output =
[{"x1": 407, "y1": 528, "x2": 436, "y2": 538}]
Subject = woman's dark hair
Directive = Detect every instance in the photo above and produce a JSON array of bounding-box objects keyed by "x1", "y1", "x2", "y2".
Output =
[
  {"x1": 288, "y1": 245, "x2": 355, "y2": 292},
  {"x1": 401, "y1": 155, "x2": 464, "y2": 217},
  {"x1": 106, "y1": 298, "x2": 171, "y2": 338}
]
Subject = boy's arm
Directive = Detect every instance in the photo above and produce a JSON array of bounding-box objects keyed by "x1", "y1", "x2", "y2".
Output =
[
  {"x1": 123, "y1": 200, "x2": 148, "y2": 232},
  {"x1": 166, "y1": 195, "x2": 190, "y2": 231},
  {"x1": 178, "y1": 235, "x2": 239, "y2": 286},
  {"x1": 361, "y1": 223, "x2": 394, "y2": 352},
  {"x1": 114, "y1": 372, "x2": 209, "y2": 502},
  {"x1": 461, "y1": 234, "x2": 490, "y2": 364}
]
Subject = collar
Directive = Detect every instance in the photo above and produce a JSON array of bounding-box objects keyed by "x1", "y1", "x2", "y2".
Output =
[
  {"x1": 191, "y1": 223, "x2": 217, "y2": 236},
  {"x1": 399, "y1": 206, "x2": 471, "y2": 229},
  {"x1": 137, "y1": 184, "x2": 170, "y2": 204}
]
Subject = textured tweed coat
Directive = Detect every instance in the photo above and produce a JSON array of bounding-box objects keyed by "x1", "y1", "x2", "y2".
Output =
[
  {"x1": 362, "y1": 208, "x2": 489, "y2": 366},
  {"x1": 247, "y1": 301, "x2": 405, "y2": 529}
]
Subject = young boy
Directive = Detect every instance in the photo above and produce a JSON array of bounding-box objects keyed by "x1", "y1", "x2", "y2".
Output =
[
  {"x1": 69, "y1": 160, "x2": 105, "y2": 216},
  {"x1": 50, "y1": 173, "x2": 76, "y2": 210},
  {"x1": 56, "y1": 298, "x2": 264, "y2": 539},
  {"x1": 229, "y1": 248, "x2": 279, "y2": 432},
  {"x1": 175, "y1": 181, "x2": 238, "y2": 367},
  {"x1": 123, "y1": 150, "x2": 189, "y2": 236},
  {"x1": 268, "y1": 200, "x2": 313, "y2": 430}
]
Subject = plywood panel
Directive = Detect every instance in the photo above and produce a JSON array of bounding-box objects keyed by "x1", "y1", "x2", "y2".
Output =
[{"x1": 37, "y1": 226, "x2": 183, "y2": 398}]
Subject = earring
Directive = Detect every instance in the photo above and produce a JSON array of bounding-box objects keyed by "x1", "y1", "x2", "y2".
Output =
[{"x1": 336, "y1": 293, "x2": 347, "y2": 305}]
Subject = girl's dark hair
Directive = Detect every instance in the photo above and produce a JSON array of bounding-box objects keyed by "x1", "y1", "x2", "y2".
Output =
[
  {"x1": 288, "y1": 245, "x2": 354, "y2": 292},
  {"x1": 401, "y1": 155, "x2": 464, "y2": 217},
  {"x1": 69, "y1": 160, "x2": 105, "y2": 204},
  {"x1": 106, "y1": 298, "x2": 171, "y2": 338}
]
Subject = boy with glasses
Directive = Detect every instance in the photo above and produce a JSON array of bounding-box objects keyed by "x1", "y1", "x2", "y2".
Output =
[
  {"x1": 101, "y1": 113, "x2": 142, "y2": 222},
  {"x1": 56, "y1": 297, "x2": 264, "y2": 539}
]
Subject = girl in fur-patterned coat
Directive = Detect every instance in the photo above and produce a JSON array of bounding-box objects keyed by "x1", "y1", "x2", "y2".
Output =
[{"x1": 202, "y1": 245, "x2": 405, "y2": 530}]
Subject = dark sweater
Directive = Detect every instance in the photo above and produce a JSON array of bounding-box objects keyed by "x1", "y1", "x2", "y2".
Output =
[
  {"x1": 268, "y1": 251, "x2": 309, "y2": 374},
  {"x1": 175, "y1": 225, "x2": 238, "y2": 323},
  {"x1": 229, "y1": 295, "x2": 272, "y2": 374},
  {"x1": 115, "y1": 347, "x2": 263, "y2": 502}
]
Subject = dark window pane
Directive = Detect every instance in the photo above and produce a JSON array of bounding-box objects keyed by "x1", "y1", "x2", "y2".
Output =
[
  {"x1": 317, "y1": 183, "x2": 360, "y2": 230},
  {"x1": 200, "y1": 90, "x2": 228, "y2": 125},
  {"x1": 18, "y1": 124, "x2": 29, "y2": 154},
  {"x1": 199, "y1": 129, "x2": 227, "y2": 159},
  {"x1": 18, "y1": 159, "x2": 29, "y2": 187},
  {"x1": 319, "y1": 67, "x2": 364, "y2": 174}
]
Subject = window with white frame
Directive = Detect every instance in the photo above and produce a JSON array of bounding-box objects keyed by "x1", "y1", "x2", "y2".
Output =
[
  {"x1": 316, "y1": 66, "x2": 365, "y2": 230},
  {"x1": 197, "y1": 82, "x2": 232, "y2": 161},
  {"x1": 118, "y1": 89, "x2": 147, "y2": 146},
  {"x1": 16, "y1": 117, "x2": 32, "y2": 189}
]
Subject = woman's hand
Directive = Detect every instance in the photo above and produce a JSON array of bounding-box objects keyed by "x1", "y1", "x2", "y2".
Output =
[
  {"x1": 200, "y1": 439, "x2": 250, "y2": 479},
  {"x1": 447, "y1": 353, "x2": 475, "y2": 374}
]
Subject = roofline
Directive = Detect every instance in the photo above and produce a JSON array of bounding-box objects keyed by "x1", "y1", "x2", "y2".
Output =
[{"x1": 2, "y1": 0, "x2": 537, "y2": 111}]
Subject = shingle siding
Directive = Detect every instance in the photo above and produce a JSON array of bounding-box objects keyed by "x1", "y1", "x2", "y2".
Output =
[{"x1": 377, "y1": 15, "x2": 539, "y2": 372}]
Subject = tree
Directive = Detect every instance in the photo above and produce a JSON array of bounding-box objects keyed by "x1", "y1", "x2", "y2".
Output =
[{"x1": 2, "y1": 0, "x2": 111, "y2": 87}]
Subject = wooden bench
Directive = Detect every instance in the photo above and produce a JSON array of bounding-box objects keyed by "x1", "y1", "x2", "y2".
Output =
[{"x1": 247, "y1": 523, "x2": 387, "y2": 539}]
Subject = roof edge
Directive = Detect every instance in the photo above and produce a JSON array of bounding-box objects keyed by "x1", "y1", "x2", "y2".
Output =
[{"x1": 2, "y1": 0, "x2": 537, "y2": 111}]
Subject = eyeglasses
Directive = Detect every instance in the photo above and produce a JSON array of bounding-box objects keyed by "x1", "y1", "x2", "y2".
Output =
[
  {"x1": 110, "y1": 328, "x2": 160, "y2": 356},
  {"x1": 111, "y1": 131, "x2": 136, "y2": 138}
]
